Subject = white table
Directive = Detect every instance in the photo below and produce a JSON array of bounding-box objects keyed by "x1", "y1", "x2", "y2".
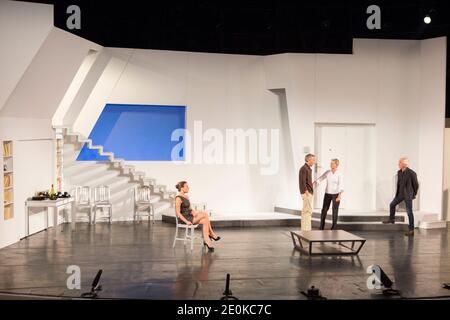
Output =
[{"x1": 25, "y1": 198, "x2": 75, "y2": 238}]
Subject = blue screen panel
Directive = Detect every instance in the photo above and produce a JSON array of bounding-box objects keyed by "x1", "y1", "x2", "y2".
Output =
[{"x1": 77, "y1": 104, "x2": 186, "y2": 161}]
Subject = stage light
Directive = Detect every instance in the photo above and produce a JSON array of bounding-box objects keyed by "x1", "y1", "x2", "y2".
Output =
[
  {"x1": 368, "y1": 265, "x2": 401, "y2": 296},
  {"x1": 424, "y1": 15, "x2": 431, "y2": 24},
  {"x1": 301, "y1": 285, "x2": 327, "y2": 300}
]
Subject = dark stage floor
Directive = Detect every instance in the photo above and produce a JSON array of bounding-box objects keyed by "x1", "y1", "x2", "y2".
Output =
[{"x1": 0, "y1": 222, "x2": 449, "y2": 300}]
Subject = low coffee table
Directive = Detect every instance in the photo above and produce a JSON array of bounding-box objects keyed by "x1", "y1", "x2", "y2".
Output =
[{"x1": 290, "y1": 230, "x2": 366, "y2": 256}]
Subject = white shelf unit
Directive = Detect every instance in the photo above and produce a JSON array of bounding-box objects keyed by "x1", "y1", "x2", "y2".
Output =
[
  {"x1": 2, "y1": 140, "x2": 14, "y2": 220},
  {"x1": 56, "y1": 138, "x2": 64, "y2": 192}
]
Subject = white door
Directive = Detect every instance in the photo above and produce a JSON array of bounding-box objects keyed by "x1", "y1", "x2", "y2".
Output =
[
  {"x1": 314, "y1": 124, "x2": 376, "y2": 211},
  {"x1": 15, "y1": 139, "x2": 55, "y2": 238}
]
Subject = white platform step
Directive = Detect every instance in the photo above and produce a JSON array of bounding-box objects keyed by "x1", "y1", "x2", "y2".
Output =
[{"x1": 419, "y1": 220, "x2": 447, "y2": 229}]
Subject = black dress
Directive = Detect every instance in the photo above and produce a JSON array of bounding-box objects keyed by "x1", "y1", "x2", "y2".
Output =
[{"x1": 176, "y1": 195, "x2": 193, "y2": 223}]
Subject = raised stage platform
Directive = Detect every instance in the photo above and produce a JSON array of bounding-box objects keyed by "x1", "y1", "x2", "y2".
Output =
[
  {"x1": 161, "y1": 209, "x2": 410, "y2": 231},
  {"x1": 162, "y1": 211, "x2": 301, "y2": 227}
]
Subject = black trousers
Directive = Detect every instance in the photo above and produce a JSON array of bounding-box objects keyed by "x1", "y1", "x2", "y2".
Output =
[
  {"x1": 320, "y1": 193, "x2": 340, "y2": 230},
  {"x1": 389, "y1": 196, "x2": 414, "y2": 230}
]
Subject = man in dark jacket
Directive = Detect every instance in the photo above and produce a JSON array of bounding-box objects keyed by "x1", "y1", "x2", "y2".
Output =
[
  {"x1": 299, "y1": 154, "x2": 315, "y2": 231},
  {"x1": 384, "y1": 157, "x2": 419, "y2": 236}
]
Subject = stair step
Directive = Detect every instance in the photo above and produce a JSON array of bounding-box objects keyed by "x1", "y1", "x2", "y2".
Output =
[
  {"x1": 133, "y1": 171, "x2": 145, "y2": 176},
  {"x1": 154, "y1": 185, "x2": 166, "y2": 192},
  {"x1": 310, "y1": 218, "x2": 409, "y2": 231},
  {"x1": 143, "y1": 178, "x2": 156, "y2": 186},
  {"x1": 68, "y1": 131, "x2": 85, "y2": 137},
  {"x1": 421, "y1": 214, "x2": 440, "y2": 222},
  {"x1": 73, "y1": 163, "x2": 119, "y2": 182},
  {"x1": 135, "y1": 195, "x2": 162, "y2": 204},
  {"x1": 101, "y1": 152, "x2": 114, "y2": 158},
  {"x1": 419, "y1": 220, "x2": 447, "y2": 229},
  {"x1": 82, "y1": 174, "x2": 131, "y2": 190},
  {"x1": 311, "y1": 212, "x2": 405, "y2": 223},
  {"x1": 64, "y1": 162, "x2": 109, "y2": 176},
  {"x1": 109, "y1": 184, "x2": 145, "y2": 199}
]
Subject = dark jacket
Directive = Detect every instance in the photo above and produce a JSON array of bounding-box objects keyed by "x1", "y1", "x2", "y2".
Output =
[
  {"x1": 299, "y1": 163, "x2": 313, "y2": 195},
  {"x1": 395, "y1": 167, "x2": 419, "y2": 200}
]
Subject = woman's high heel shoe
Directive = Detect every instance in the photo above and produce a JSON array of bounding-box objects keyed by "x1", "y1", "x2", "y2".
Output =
[
  {"x1": 203, "y1": 241, "x2": 215, "y2": 252},
  {"x1": 209, "y1": 235, "x2": 221, "y2": 241}
]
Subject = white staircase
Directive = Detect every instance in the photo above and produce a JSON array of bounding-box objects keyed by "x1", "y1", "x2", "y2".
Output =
[{"x1": 54, "y1": 126, "x2": 176, "y2": 221}]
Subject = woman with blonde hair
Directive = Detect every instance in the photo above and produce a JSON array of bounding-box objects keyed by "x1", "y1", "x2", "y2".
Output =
[
  {"x1": 174, "y1": 181, "x2": 220, "y2": 252},
  {"x1": 314, "y1": 159, "x2": 344, "y2": 230}
]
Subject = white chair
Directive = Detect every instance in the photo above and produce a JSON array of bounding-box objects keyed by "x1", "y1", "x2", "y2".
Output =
[
  {"x1": 172, "y1": 212, "x2": 200, "y2": 250},
  {"x1": 73, "y1": 186, "x2": 93, "y2": 223},
  {"x1": 192, "y1": 202, "x2": 212, "y2": 217},
  {"x1": 134, "y1": 186, "x2": 154, "y2": 223},
  {"x1": 92, "y1": 185, "x2": 112, "y2": 224}
]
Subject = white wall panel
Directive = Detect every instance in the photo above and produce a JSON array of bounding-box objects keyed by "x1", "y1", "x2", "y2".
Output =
[{"x1": 0, "y1": 0, "x2": 53, "y2": 110}]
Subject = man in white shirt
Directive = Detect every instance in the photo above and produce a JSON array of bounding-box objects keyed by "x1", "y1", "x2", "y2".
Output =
[{"x1": 314, "y1": 159, "x2": 344, "y2": 230}]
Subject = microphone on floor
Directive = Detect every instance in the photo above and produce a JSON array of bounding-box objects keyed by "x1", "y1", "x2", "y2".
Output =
[
  {"x1": 220, "y1": 273, "x2": 238, "y2": 300},
  {"x1": 81, "y1": 269, "x2": 103, "y2": 298}
]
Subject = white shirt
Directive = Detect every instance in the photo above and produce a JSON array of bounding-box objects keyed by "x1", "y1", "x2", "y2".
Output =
[{"x1": 316, "y1": 170, "x2": 344, "y2": 195}]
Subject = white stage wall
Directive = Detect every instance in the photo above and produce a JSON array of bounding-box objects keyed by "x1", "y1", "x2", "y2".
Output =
[
  {"x1": 0, "y1": 0, "x2": 447, "y2": 228},
  {"x1": 0, "y1": 0, "x2": 447, "y2": 249},
  {"x1": 0, "y1": 0, "x2": 53, "y2": 111},
  {"x1": 265, "y1": 38, "x2": 446, "y2": 217},
  {"x1": 72, "y1": 49, "x2": 282, "y2": 213},
  {"x1": 0, "y1": 1, "x2": 100, "y2": 247},
  {"x1": 68, "y1": 38, "x2": 447, "y2": 217}
]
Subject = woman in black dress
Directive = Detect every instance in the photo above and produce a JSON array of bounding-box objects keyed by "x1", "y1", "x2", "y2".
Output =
[{"x1": 175, "y1": 181, "x2": 220, "y2": 251}]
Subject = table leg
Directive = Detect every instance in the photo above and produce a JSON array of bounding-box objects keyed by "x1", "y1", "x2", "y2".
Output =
[
  {"x1": 71, "y1": 202, "x2": 76, "y2": 232},
  {"x1": 25, "y1": 204, "x2": 29, "y2": 237},
  {"x1": 355, "y1": 240, "x2": 366, "y2": 254},
  {"x1": 45, "y1": 207, "x2": 49, "y2": 230},
  {"x1": 54, "y1": 207, "x2": 59, "y2": 227},
  {"x1": 53, "y1": 207, "x2": 59, "y2": 240},
  {"x1": 290, "y1": 232, "x2": 297, "y2": 248}
]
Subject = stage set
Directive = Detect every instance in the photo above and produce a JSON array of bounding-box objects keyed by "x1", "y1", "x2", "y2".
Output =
[{"x1": 0, "y1": 1, "x2": 450, "y2": 301}]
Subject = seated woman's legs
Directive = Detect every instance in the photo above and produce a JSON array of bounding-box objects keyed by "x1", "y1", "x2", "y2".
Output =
[
  {"x1": 193, "y1": 215, "x2": 213, "y2": 245},
  {"x1": 194, "y1": 212, "x2": 217, "y2": 239}
]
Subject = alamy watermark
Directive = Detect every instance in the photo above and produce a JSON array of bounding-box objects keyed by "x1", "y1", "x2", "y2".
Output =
[
  {"x1": 65, "y1": 5, "x2": 381, "y2": 32},
  {"x1": 366, "y1": 265, "x2": 382, "y2": 289},
  {"x1": 66, "y1": 265, "x2": 81, "y2": 290},
  {"x1": 366, "y1": 5, "x2": 381, "y2": 30},
  {"x1": 66, "y1": 5, "x2": 81, "y2": 30},
  {"x1": 171, "y1": 121, "x2": 279, "y2": 176}
]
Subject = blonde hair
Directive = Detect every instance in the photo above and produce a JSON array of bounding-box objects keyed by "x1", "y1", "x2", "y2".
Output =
[{"x1": 331, "y1": 158, "x2": 340, "y2": 166}]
